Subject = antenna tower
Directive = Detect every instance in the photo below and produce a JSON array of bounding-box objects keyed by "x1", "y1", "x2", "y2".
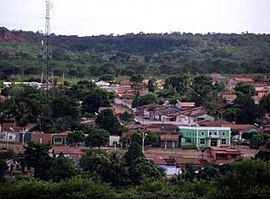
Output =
[{"x1": 43, "y1": 0, "x2": 53, "y2": 98}]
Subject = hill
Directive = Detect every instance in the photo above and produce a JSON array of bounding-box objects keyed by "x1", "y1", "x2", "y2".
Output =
[{"x1": 0, "y1": 27, "x2": 270, "y2": 80}]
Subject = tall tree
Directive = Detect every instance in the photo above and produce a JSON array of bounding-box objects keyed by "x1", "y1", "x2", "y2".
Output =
[
  {"x1": 130, "y1": 157, "x2": 164, "y2": 184},
  {"x1": 260, "y1": 94, "x2": 270, "y2": 113},
  {"x1": 123, "y1": 142, "x2": 144, "y2": 166},
  {"x1": 18, "y1": 142, "x2": 52, "y2": 180},
  {"x1": 82, "y1": 88, "x2": 111, "y2": 114},
  {"x1": 47, "y1": 154, "x2": 79, "y2": 182},
  {"x1": 130, "y1": 74, "x2": 144, "y2": 94},
  {"x1": 234, "y1": 82, "x2": 256, "y2": 96},
  {"x1": 148, "y1": 78, "x2": 157, "y2": 92},
  {"x1": 192, "y1": 75, "x2": 213, "y2": 106},
  {"x1": 95, "y1": 109, "x2": 122, "y2": 135},
  {"x1": 85, "y1": 128, "x2": 110, "y2": 148},
  {"x1": 67, "y1": 130, "x2": 85, "y2": 145},
  {"x1": 0, "y1": 159, "x2": 8, "y2": 182}
]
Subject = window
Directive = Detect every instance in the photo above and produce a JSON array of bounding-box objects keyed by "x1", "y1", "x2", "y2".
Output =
[
  {"x1": 201, "y1": 132, "x2": 205, "y2": 136},
  {"x1": 54, "y1": 137, "x2": 62, "y2": 144},
  {"x1": 209, "y1": 132, "x2": 212, "y2": 135},
  {"x1": 200, "y1": 138, "x2": 206, "y2": 145},
  {"x1": 214, "y1": 132, "x2": 217, "y2": 135},
  {"x1": 222, "y1": 132, "x2": 226, "y2": 136},
  {"x1": 221, "y1": 139, "x2": 227, "y2": 145}
]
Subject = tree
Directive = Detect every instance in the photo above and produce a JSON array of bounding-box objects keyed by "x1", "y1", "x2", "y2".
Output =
[
  {"x1": 192, "y1": 75, "x2": 214, "y2": 106},
  {"x1": 0, "y1": 159, "x2": 8, "y2": 182},
  {"x1": 148, "y1": 78, "x2": 157, "y2": 92},
  {"x1": 67, "y1": 130, "x2": 85, "y2": 145},
  {"x1": 0, "y1": 176, "x2": 116, "y2": 199},
  {"x1": 82, "y1": 88, "x2": 111, "y2": 113},
  {"x1": 79, "y1": 149, "x2": 129, "y2": 186},
  {"x1": 119, "y1": 111, "x2": 133, "y2": 122},
  {"x1": 132, "y1": 91, "x2": 141, "y2": 108},
  {"x1": 164, "y1": 73, "x2": 193, "y2": 97},
  {"x1": 18, "y1": 142, "x2": 52, "y2": 180},
  {"x1": 130, "y1": 74, "x2": 144, "y2": 93},
  {"x1": 131, "y1": 131, "x2": 160, "y2": 147},
  {"x1": 95, "y1": 109, "x2": 122, "y2": 135},
  {"x1": 201, "y1": 91, "x2": 223, "y2": 116},
  {"x1": 249, "y1": 133, "x2": 267, "y2": 149},
  {"x1": 260, "y1": 94, "x2": 270, "y2": 113},
  {"x1": 47, "y1": 154, "x2": 79, "y2": 182},
  {"x1": 123, "y1": 142, "x2": 144, "y2": 166},
  {"x1": 233, "y1": 95, "x2": 263, "y2": 124},
  {"x1": 234, "y1": 82, "x2": 256, "y2": 96},
  {"x1": 51, "y1": 95, "x2": 81, "y2": 121},
  {"x1": 140, "y1": 93, "x2": 159, "y2": 106},
  {"x1": 85, "y1": 128, "x2": 110, "y2": 148},
  {"x1": 208, "y1": 159, "x2": 270, "y2": 199},
  {"x1": 197, "y1": 164, "x2": 219, "y2": 180},
  {"x1": 129, "y1": 157, "x2": 164, "y2": 184},
  {"x1": 255, "y1": 150, "x2": 270, "y2": 161}
]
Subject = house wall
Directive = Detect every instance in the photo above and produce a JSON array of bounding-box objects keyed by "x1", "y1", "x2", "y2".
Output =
[
  {"x1": 179, "y1": 126, "x2": 231, "y2": 148},
  {"x1": 157, "y1": 165, "x2": 180, "y2": 176}
]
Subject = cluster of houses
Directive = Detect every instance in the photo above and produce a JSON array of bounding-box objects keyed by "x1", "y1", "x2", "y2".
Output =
[{"x1": 2, "y1": 73, "x2": 270, "y2": 176}]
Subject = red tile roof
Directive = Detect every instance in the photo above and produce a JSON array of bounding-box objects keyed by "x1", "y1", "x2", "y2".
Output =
[
  {"x1": 32, "y1": 133, "x2": 53, "y2": 144},
  {"x1": 160, "y1": 134, "x2": 179, "y2": 142}
]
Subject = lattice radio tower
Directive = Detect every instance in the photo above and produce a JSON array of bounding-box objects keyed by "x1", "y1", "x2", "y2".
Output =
[{"x1": 43, "y1": 0, "x2": 53, "y2": 98}]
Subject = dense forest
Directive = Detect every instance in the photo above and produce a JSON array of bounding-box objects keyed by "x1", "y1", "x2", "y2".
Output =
[{"x1": 1, "y1": 27, "x2": 270, "y2": 80}]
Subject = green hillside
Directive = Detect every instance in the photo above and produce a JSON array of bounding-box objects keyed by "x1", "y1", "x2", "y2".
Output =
[{"x1": 1, "y1": 27, "x2": 270, "y2": 80}]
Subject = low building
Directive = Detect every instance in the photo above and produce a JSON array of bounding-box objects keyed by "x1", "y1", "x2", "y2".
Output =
[
  {"x1": 145, "y1": 154, "x2": 180, "y2": 176},
  {"x1": 109, "y1": 135, "x2": 121, "y2": 147},
  {"x1": 202, "y1": 147, "x2": 242, "y2": 164},
  {"x1": 52, "y1": 131, "x2": 69, "y2": 145},
  {"x1": 160, "y1": 134, "x2": 179, "y2": 148},
  {"x1": 179, "y1": 126, "x2": 231, "y2": 149}
]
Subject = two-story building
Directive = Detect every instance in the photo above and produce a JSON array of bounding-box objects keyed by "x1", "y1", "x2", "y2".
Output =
[{"x1": 179, "y1": 126, "x2": 231, "y2": 149}]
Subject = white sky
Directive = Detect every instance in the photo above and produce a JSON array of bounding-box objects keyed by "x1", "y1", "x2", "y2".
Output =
[{"x1": 0, "y1": 0, "x2": 270, "y2": 36}]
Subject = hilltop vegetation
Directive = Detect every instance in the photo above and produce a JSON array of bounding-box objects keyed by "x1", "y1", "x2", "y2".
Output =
[{"x1": 0, "y1": 27, "x2": 270, "y2": 80}]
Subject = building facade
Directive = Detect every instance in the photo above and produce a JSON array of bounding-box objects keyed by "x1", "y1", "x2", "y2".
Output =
[{"x1": 179, "y1": 126, "x2": 231, "y2": 148}]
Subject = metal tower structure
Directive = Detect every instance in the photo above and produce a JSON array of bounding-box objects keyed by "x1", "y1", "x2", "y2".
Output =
[{"x1": 43, "y1": 0, "x2": 53, "y2": 97}]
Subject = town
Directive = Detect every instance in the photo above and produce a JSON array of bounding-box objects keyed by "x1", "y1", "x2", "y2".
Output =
[{"x1": 1, "y1": 0, "x2": 270, "y2": 197}]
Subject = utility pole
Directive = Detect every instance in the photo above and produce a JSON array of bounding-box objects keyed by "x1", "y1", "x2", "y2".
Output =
[{"x1": 43, "y1": 0, "x2": 53, "y2": 99}]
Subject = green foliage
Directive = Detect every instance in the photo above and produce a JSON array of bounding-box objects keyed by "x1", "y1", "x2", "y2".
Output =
[
  {"x1": 80, "y1": 150, "x2": 129, "y2": 186},
  {"x1": 47, "y1": 154, "x2": 79, "y2": 182},
  {"x1": 208, "y1": 159, "x2": 270, "y2": 199},
  {"x1": 130, "y1": 157, "x2": 165, "y2": 184},
  {"x1": 18, "y1": 142, "x2": 52, "y2": 180},
  {"x1": 0, "y1": 149, "x2": 16, "y2": 160},
  {"x1": 85, "y1": 128, "x2": 110, "y2": 148},
  {"x1": 130, "y1": 74, "x2": 144, "y2": 93},
  {"x1": 148, "y1": 78, "x2": 157, "y2": 92},
  {"x1": 234, "y1": 82, "x2": 256, "y2": 96},
  {"x1": 164, "y1": 73, "x2": 193, "y2": 97},
  {"x1": 260, "y1": 94, "x2": 270, "y2": 113},
  {"x1": 0, "y1": 176, "x2": 116, "y2": 199},
  {"x1": 2, "y1": 30, "x2": 270, "y2": 80},
  {"x1": 95, "y1": 109, "x2": 122, "y2": 135},
  {"x1": 82, "y1": 87, "x2": 111, "y2": 114},
  {"x1": 255, "y1": 150, "x2": 270, "y2": 161},
  {"x1": 123, "y1": 142, "x2": 144, "y2": 166},
  {"x1": 192, "y1": 75, "x2": 214, "y2": 106},
  {"x1": 0, "y1": 159, "x2": 8, "y2": 182},
  {"x1": 140, "y1": 93, "x2": 159, "y2": 106},
  {"x1": 224, "y1": 95, "x2": 264, "y2": 124},
  {"x1": 67, "y1": 131, "x2": 85, "y2": 145},
  {"x1": 119, "y1": 111, "x2": 134, "y2": 122},
  {"x1": 249, "y1": 133, "x2": 267, "y2": 149},
  {"x1": 131, "y1": 131, "x2": 160, "y2": 147}
]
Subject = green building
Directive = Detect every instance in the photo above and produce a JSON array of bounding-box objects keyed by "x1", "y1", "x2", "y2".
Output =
[{"x1": 179, "y1": 126, "x2": 231, "y2": 148}]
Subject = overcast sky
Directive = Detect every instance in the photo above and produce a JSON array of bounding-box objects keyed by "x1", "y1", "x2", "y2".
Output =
[{"x1": 1, "y1": 0, "x2": 270, "y2": 36}]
